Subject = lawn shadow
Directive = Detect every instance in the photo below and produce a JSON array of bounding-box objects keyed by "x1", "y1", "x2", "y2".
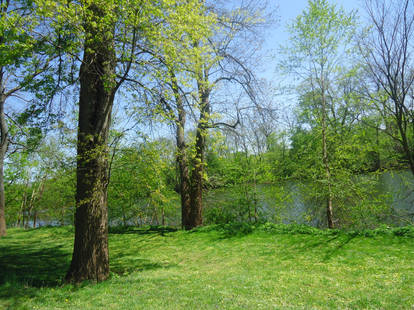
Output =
[
  {"x1": 0, "y1": 243, "x2": 70, "y2": 287},
  {"x1": 190, "y1": 223, "x2": 255, "y2": 240},
  {"x1": 277, "y1": 233, "x2": 357, "y2": 261},
  {"x1": 110, "y1": 257, "x2": 176, "y2": 276},
  {"x1": 322, "y1": 234, "x2": 357, "y2": 261},
  {"x1": 0, "y1": 242, "x2": 71, "y2": 308},
  {"x1": 109, "y1": 226, "x2": 178, "y2": 236}
]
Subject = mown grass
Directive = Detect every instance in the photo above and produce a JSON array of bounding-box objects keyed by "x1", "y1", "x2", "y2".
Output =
[{"x1": 0, "y1": 224, "x2": 413, "y2": 309}]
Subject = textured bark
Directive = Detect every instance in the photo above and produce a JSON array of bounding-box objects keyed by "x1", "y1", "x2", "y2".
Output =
[
  {"x1": 0, "y1": 92, "x2": 8, "y2": 237},
  {"x1": 0, "y1": 0, "x2": 9, "y2": 239},
  {"x1": 169, "y1": 70, "x2": 192, "y2": 230},
  {"x1": 188, "y1": 80, "x2": 210, "y2": 229},
  {"x1": 65, "y1": 3, "x2": 116, "y2": 283},
  {"x1": 189, "y1": 123, "x2": 205, "y2": 228},
  {"x1": 177, "y1": 121, "x2": 192, "y2": 230}
]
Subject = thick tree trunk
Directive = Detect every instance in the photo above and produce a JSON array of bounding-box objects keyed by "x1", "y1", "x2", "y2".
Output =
[
  {"x1": 177, "y1": 122, "x2": 192, "y2": 230},
  {"x1": 65, "y1": 3, "x2": 116, "y2": 283},
  {"x1": 0, "y1": 82, "x2": 8, "y2": 237},
  {"x1": 169, "y1": 70, "x2": 192, "y2": 230},
  {"x1": 188, "y1": 83, "x2": 210, "y2": 229},
  {"x1": 0, "y1": 2, "x2": 8, "y2": 238},
  {"x1": 32, "y1": 179, "x2": 45, "y2": 228},
  {"x1": 0, "y1": 147, "x2": 6, "y2": 237},
  {"x1": 189, "y1": 124, "x2": 205, "y2": 228}
]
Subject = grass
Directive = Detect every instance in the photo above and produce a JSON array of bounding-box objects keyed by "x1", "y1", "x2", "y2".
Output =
[{"x1": 0, "y1": 224, "x2": 413, "y2": 309}]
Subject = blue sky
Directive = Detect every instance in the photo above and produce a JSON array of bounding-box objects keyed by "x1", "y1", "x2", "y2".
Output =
[
  {"x1": 277, "y1": 0, "x2": 363, "y2": 24},
  {"x1": 253, "y1": 0, "x2": 365, "y2": 128},
  {"x1": 262, "y1": 0, "x2": 364, "y2": 79}
]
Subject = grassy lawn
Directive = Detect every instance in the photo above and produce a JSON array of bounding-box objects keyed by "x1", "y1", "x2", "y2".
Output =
[{"x1": 0, "y1": 224, "x2": 413, "y2": 309}]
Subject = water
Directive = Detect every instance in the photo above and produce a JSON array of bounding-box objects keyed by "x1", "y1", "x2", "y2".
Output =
[
  {"x1": 17, "y1": 171, "x2": 414, "y2": 229},
  {"x1": 204, "y1": 171, "x2": 414, "y2": 228}
]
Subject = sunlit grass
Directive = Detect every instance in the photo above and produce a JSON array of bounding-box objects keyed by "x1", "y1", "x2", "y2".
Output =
[{"x1": 0, "y1": 224, "x2": 413, "y2": 309}]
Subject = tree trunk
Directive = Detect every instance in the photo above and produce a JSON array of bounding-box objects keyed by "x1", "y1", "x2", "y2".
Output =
[
  {"x1": 189, "y1": 125, "x2": 204, "y2": 228},
  {"x1": 177, "y1": 122, "x2": 191, "y2": 229},
  {"x1": 0, "y1": 146, "x2": 6, "y2": 237},
  {"x1": 65, "y1": 3, "x2": 116, "y2": 283},
  {"x1": 253, "y1": 169, "x2": 258, "y2": 222},
  {"x1": 169, "y1": 69, "x2": 192, "y2": 230},
  {"x1": 0, "y1": 3, "x2": 9, "y2": 238},
  {"x1": 321, "y1": 78, "x2": 334, "y2": 229},
  {"x1": 188, "y1": 82, "x2": 210, "y2": 229},
  {"x1": 33, "y1": 210, "x2": 37, "y2": 228},
  {"x1": 0, "y1": 84, "x2": 8, "y2": 237},
  {"x1": 19, "y1": 180, "x2": 29, "y2": 227}
]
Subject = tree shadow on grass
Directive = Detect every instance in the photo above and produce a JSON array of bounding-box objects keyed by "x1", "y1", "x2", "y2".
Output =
[
  {"x1": 110, "y1": 257, "x2": 175, "y2": 276},
  {"x1": 277, "y1": 233, "x2": 357, "y2": 262},
  {"x1": 0, "y1": 243, "x2": 70, "y2": 287},
  {"x1": 0, "y1": 243, "x2": 71, "y2": 309},
  {"x1": 189, "y1": 223, "x2": 255, "y2": 240},
  {"x1": 0, "y1": 234, "x2": 173, "y2": 308},
  {"x1": 322, "y1": 234, "x2": 357, "y2": 261},
  {"x1": 109, "y1": 225, "x2": 178, "y2": 236}
]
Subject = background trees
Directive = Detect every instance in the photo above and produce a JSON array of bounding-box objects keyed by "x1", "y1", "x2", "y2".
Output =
[
  {"x1": 141, "y1": 0, "x2": 274, "y2": 229},
  {"x1": 359, "y1": 0, "x2": 414, "y2": 175},
  {"x1": 108, "y1": 140, "x2": 177, "y2": 227},
  {"x1": 0, "y1": 0, "x2": 62, "y2": 237}
]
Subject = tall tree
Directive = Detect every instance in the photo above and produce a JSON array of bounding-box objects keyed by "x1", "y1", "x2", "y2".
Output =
[
  {"x1": 281, "y1": 0, "x2": 355, "y2": 228},
  {"x1": 146, "y1": 0, "x2": 272, "y2": 229},
  {"x1": 64, "y1": 0, "x2": 117, "y2": 283},
  {"x1": 35, "y1": 0, "x2": 217, "y2": 282}
]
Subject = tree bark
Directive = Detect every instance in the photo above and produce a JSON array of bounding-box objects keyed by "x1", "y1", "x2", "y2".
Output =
[
  {"x1": 33, "y1": 211, "x2": 37, "y2": 228},
  {"x1": 177, "y1": 120, "x2": 192, "y2": 229},
  {"x1": 188, "y1": 79, "x2": 210, "y2": 229},
  {"x1": 169, "y1": 70, "x2": 192, "y2": 230},
  {"x1": 0, "y1": 92, "x2": 8, "y2": 237},
  {"x1": 65, "y1": 2, "x2": 116, "y2": 283},
  {"x1": 189, "y1": 121, "x2": 205, "y2": 228},
  {"x1": 0, "y1": 0, "x2": 9, "y2": 239}
]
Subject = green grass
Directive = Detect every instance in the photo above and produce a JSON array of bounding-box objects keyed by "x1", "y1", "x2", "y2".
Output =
[{"x1": 1, "y1": 224, "x2": 414, "y2": 309}]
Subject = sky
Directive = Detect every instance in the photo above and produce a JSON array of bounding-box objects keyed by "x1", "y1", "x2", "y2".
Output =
[
  {"x1": 261, "y1": 0, "x2": 364, "y2": 80},
  {"x1": 246, "y1": 0, "x2": 366, "y2": 128}
]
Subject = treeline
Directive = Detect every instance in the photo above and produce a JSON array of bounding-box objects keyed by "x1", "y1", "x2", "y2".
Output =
[{"x1": 3, "y1": 118, "x2": 410, "y2": 230}]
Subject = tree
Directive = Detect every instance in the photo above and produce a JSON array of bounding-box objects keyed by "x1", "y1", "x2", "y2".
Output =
[
  {"x1": 34, "y1": 0, "x2": 218, "y2": 282},
  {"x1": 359, "y1": 0, "x2": 414, "y2": 175},
  {"x1": 281, "y1": 0, "x2": 356, "y2": 228},
  {"x1": 145, "y1": 0, "x2": 273, "y2": 229},
  {"x1": 0, "y1": 0, "x2": 64, "y2": 237}
]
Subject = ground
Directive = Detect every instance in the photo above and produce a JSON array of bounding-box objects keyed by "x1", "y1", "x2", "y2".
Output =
[{"x1": 0, "y1": 224, "x2": 413, "y2": 309}]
